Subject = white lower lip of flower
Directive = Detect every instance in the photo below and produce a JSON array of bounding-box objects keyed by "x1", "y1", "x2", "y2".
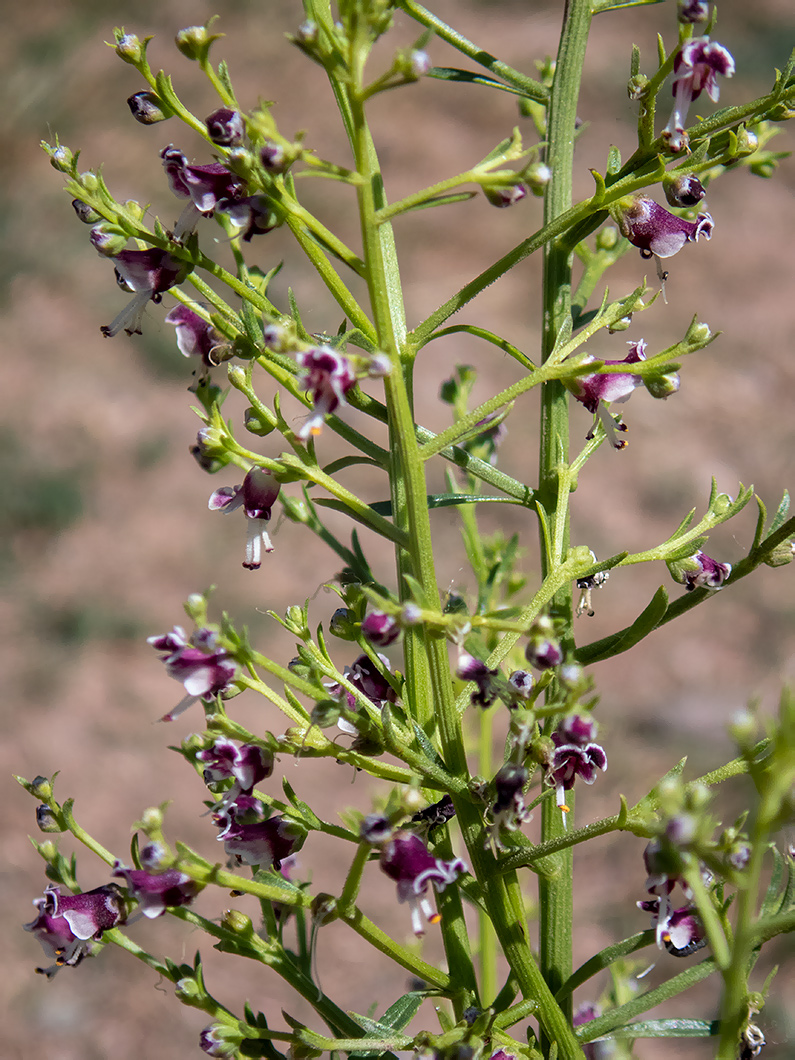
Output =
[
  {"x1": 101, "y1": 289, "x2": 152, "y2": 337},
  {"x1": 243, "y1": 520, "x2": 274, "y2": 569}
]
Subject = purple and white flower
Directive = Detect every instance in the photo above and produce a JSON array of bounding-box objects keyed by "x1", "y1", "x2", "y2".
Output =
[
  {"x1": 568, "y1": 339, "x2": 647, "y2": 449},
  {"x1": 164, "y1": 304, "x2": 224, "y2": 365},
  {"x1": 208, "y1": 466, "x2": 281, "y2": 570},
  {"x1": 618, "y1": 196, "x2": 714, "y2": 260},
  {"x1": 296, "y1": 346, "x2": 357, "y2": 439},
  {"x1": 99, "y1": 247, "x2": 188, "y2": 338},
  {"x1": 196, "y1": 739, "x2": 273, "y2": 809},
  {"x1": 112, "y1": 861, "x2": 202, "y2": 918},
  {"x1": 361, "y1": 611, "x2": 401, "y2": 647},
  {"x1": 456, "y1": 652, "x2": 501, "y2": 709},
  {"x1": 547, "y1": 715, "x2": 607, "y2": 822},
  {"x1": 24, "y1": 883, "x2": 126, "y2": 977},
  {"x1": 638, "y1": 897, "x2": 706, "y2": 957},
  {"x1": 670, "y1": 549, "x2": 732, "y2": 592},
  {"x1": 148, "y1": 625, "x2": 238, "y2": 722},
  {"x1": 379, "y1": 831, "x2": 467, "y2": 937},
  {"x1": 205, "y1": 108, "x2": 245, "y2": 147},
  {"x1": 663, "y1": 37, "x2": 735, "y2": 152},
  {"x1": 213, "y1": 797, "x2": 304, "y2": 868},
  {"x1": 525, "y1": 614, "x2": 564, "y2": 670},
  {"x1": 488, "y1": 763, "x2": 532, "y2": 850},
  {"x1": 161, "y1": 145, "x2": 248, "y2": 239}
]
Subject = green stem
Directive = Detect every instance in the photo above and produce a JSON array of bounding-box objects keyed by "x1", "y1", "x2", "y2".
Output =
[{"x1": 537, "y1": 1, "x2": 593, "y2": 1044}]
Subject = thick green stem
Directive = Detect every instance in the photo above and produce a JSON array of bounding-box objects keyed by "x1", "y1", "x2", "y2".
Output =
[{"x1": 537, "y1": 0, "x2": 593, "y2": 1044}]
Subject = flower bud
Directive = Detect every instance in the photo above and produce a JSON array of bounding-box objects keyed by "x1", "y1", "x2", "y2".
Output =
[
  {"x1": 114, "y1": 32, "x2": 144, "y2": 64},
  {"x1": 764, "y1": 540, "x2": 795, "y2": 567},
  {"x1": 49, "y1": 144, "x2": 75, "y2": 173},
  {"x1": 484, "y1": 183, "x2": 528, "y2": 208},
  {"x1": 409, "y1": 50, "x2": 431, "y2": 77},
  {"x1": 295, "y1": 20, "x2": 318, "y2": 45},
  {"x1": 596, "y1": 225, "x2": 619, "y2": 250},
  {"x1": 30, "y1": 775, "x2": 54, "y2": 800},
  {"x1": 127, "y1": 91, "x2": 171, "y2": 125},
  {"x1": 663, "y1": 173, "x2": 706, "y2": 208},
  {"x1": 140, "y1": 805, "x2": 164, "y2": 832},
  {"x1": 645, "y1": 370, "x2": 681, "y2": 399},
  {"x1": 243, "y1": 407, "x2": 276, "y2": 437},
  {"x1": 221, "y1": 908, "x2": 253, "y2": 934},
  {"x1": 175, "y1": 975, "x2": 206, "y2": 1004},
  {"x1": 627, "y1": 74, "x2": 649, "y2": 100},
  {"x1": 205, "y1": 108, "x2": 245, "y2": 147},
  {"x1": 361, "y1": 611, "x2": 400, "y2": 647},
  {"x1": 200, "y1": 1023, "x2": 242, "y2": 1057},
  {"x1": 361, "y1": 813, "x2": 392, "y2": 845},
  {"x1": 310, "y1": 700, "x2": 342, "y2": 728},
  {"x1": 329, "y1": 607, "x2": 357, "y2": 640},
  {"x1": 508, "y1": 670, "x2": 535, "y2": 699},
  {"x1": 90, "y1": 224, "x2": 128, "y2": 257},
  {"x1": 71, "y1": 199, "x2": 100, "y2": 224},
  {"x1": 36, "y1": 805, "x2": 64, "y2": 833},
  {"x1": 37, "y1": 840, "x2": 58, "y2": 861},
  {"x1": 732, "y1": 125, "x2": 759, "y2": 159},
  {"x1": 524, "y1": 162, "x2": 552, "y2": 195},
  {"x1": 280, "y1": 496, "x2": 311, "y2": 524},
  {"x1": 175, "y1": 24, "x2": 220, "y2": 61},
  {"x1": 685, "y1": 319, "x2": 712, "y2": 345}
]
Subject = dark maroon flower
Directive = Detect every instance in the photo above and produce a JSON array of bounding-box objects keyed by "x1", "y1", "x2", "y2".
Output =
[
  {"x1": 99, "y1": 248, "x2": 188, "y2": 338},
  {"x1": 24, "y1": 884, "x2": 126, "y2": 977},
  {"x1": 112, "y1": 861, "x2": 201, "y2": 918},
  {"x1": 548, "y1": 715, "x2": 607, "y2": 819},
  {"x1": 568, "y1": 340, "x2": 647, "y2": 449},
  {"x1": 484, "y1": 183, "x2": 528, "y2": 208},
  {"x1": 209, "y1": 467, "x2": 281, "y2": 569},
  {"x1": 196, "y1": 739, "x2": 273, "y2": 799},
  {"x1": 296, "y1": 346, "x2": 357, "y2": 439},
  {"x1": 524, "y1": 615, "x2": 564, "y2": 670},
  {"x1": 161, "y1": 145, "x2": 247, "y2": 238},
  {"x1": 618, "y1": 196, "x2": 713, "y2": 259},
  {"x1": 678, "y1": 0, "x2": 710, "y2": 23},
  {"x1": 164, "y1": 304, "x2": 224, "y2": 365},
  {"x1": 213, "y1": 798, "x2": 305, "y2": 868},
  {"x1": 664, "y1": 174, "x2": 706, "y2": 208},
  {"x1": 663, "y1": 37, "x2": 735, "y2": 151},
  {"x1": 127, "y1": 90, "x2": 171, "y2": 125},
  {"x1": 456, "y1": 652, "x2": 501, "y2": 709},
  {"x1": 205, "y1": 108, "x2": 245, "y2": 147},
  {"x1": 379, "y1": 831, "x2": 467, "y2": 936},
  {"x1": 221, "y1": 193, "x2": 282, "y2": 241},
  {"x1": 489, "y1": 763, "x2": 531, "y2": 850},
  {"x1": 361, "y1": 611, "x2": 401, "y2": 647},
  {"x1": 148, "y1": 625, "x2": 238, "y2": 722}
]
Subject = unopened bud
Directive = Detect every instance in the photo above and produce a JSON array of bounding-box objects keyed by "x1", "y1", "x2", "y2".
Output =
[
  {"x1": 49, "y1": 144, "x2": 75, "y2": 172},
  {"x1": 664, "y1": 173, "x2": 706, "y2": 208},
  {"x1": 243, "y1": 407, "x2": 276, "y2": 437},
  {"x1": 115, "y1": 32, "x2": 144, "y2": 64},
  {"x1": 732, "y1": 125, "x2": 759, "y2": 159},
  {"x1": 329, "y1": 607, "x2": 357, "y2": 640},
  {"x1": 484, "y1": 183, "x2": 528, "y2": 208},
  {"x1": 645, "y1": 370, "x2": 681, "y2": 399},
  {"x1": 596, "y1": 225, "x2": 619, "y2": 250},
  {"x1": 221, "y1": 909, "x2": 253, "y2": 934},
  {"x1": 90, "y1": 224, "x2": 128, "y2": 257},
  {"x1": 295, "y1": 20, "x2": 318, "y2": 45},
  {"x1": 205, "y1": 108, "x2": 245, "y2": 147},
  {"x1": 685, "y1": 319, "x2": 712, "y2": 345},
  {"x1": 524, "y1": 162, "x2": 552, "y2": 195},
  {"x1": 30, "y1": 776, "x2": 53, "y2": 800},
  {"x1": 627, "y1": 74, "x2": 649, "y2": 101},
  {"x1": 764, "y1": 540, "x2": 795, "y2": 567},
  {"x1": 361, "y1": 813, "x2": 392, "y2": 844},
  {"x1": 127, "y1": 91, "x2": 171, "y2": 125},
  {"x1": 36, "y1": 805, "x2": 64, "y2": 833},
  {"x1": 72, "y1": 199, "x2": 100, "y2": 224},
  {"x1": 409, "y1": 50, "x2": 431, "y2": 77}
]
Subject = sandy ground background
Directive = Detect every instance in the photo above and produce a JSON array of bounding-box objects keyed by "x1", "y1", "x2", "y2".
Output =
[{"x1": 3, "y1": 1, "x2": 795, "y2": 1058}]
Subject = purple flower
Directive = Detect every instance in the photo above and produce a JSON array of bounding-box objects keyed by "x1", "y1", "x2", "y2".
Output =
[
  {"x1": 638, "y1": 897, "x2": 706, "y2": 956},
  {"x1": 213, "y1": 798, "x2": 305, "y2": 868},
  {"x1": 525, "y1": 614, "x2": 564, "y2": 670},
  {"x1": 361, "y1": 611, "x2": 401, "y2": 647},
  {"x1": 196, "y1": 739, "x2": 273, "y2": 805},
  {"x1": 99, "y1": 248, "x2": 188, "y2": 338},
  {"x1": 296, "y1": 346, "x2": 357, "y2": 439},
  {"x1": 456, "y1": 652, "x2": 501, "y2": 709},
  {"x1": 164, "y1": 304, "x2": 224, "y2": 365},
  {"x1": 484, "y1": 183, "x2": 528, "y2": 208},
  {"x1": 569, "y1": 339, "x2": 647, "y2": 450},
  {"x1": 573, "y1": 1003, "x2": 601, "y2": 1060},
  {"x1": 618, "y1": 196, "x2": 713, "y2": 259},
  {"x1": 332, "y1": 652, "x2": 395, "y2": 735},
  {"x1": 547, "y1": 715, "x2": 607, "y2": 819},
  {"x1": 671, "y1": 549, "x2": 732, "y2": 592},
  {"x1": 148, "y1": 625, "x2": 238, "y2": 722},
  {"x1": 379, "y1": 831, "x2": 467, "y2": 936},
  {"x1": 508, "y1": 669, "x2": 535, "y2": 699},
  {"x1": 220, "y1": 193, "x2": 281, "y2": 241},
  {"x1": 161, "y1": 145, "x2": 247, "y2": 238},
  {"x1": 678, "y1": 0, "x2": 710, "y2": 23},
  {"x1": 24, "y1": 884, "x2": 126, "y2": 978},
  {"x1": 208, "y1": 467, "x2": 281, "y2": 570},
  {"x1": 663, "y1": 38, "x2": 735, "y2": 152},
  {"x1": 489, "y1": 763, "x2": 531, "y2": 850},
  {"x1": 112, "y1": 861, "x2": 201, "y2": 918},
  {"x1": 205, "y1": 108, "x2": 245, "y2": 147},
  {"x1": 199, "y1": 1024, "x2": 239, "y2": 1057}
]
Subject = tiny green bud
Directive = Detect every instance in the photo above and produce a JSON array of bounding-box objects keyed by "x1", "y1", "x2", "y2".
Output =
[
  {"x1": 71, "y1": 199, "x2": 100, "y2": 224},
  {"x1": 627, "y1": 74, "x2": 649, "y2": 100},
  {"x1": 175, "y1": 975, "x2": 206, "y2": 1004},
  {"x1": 311, "y1": 893, "x2": 339, "y2": 925},
  {"x1": 596, "y1": 225, "x2": 619, "y2": 250},
  {"x1": 310, "y1": 700, "x2": 342, "y2": 728},
  {"x1": 221, "y1": 909, "x2": 253, "y2": 934},
  {"x1": 37, "y1": 840, "x2": 58, "y2": 861},
  {"x1": 140, "y1": 805, "x2": 164, "y2": 832},
  {"x1": 185, "y1": 593, "x2": 209, "y2": 624},
  {"x1": 607, "y1": 313, "x2": 633, "y2": 334},
  {"x1": 685, "y1": 319, "x2": 712, "y2": 345},
  {"x1": 30, "y1": 775, "x2": 53, "y2": 800},
  {"x1": 524, "y1": 161, "x2": 552, "y2": 196},
  {"x1": 711, "y1": 492, "x2": 734, "y2": 516},
  {"x1": 226, "y1": 365, "x2": 248, "y2": 389},
  {"x1": 687, "y1": 782, "x2": 711, "y2": 809},
  {"x1": 243, "y1": 406, "x2": 276, "y2": 437},
  {"x1": 732, "y1": 125, "x2": 759, "y2": 158},
  {"x1": 114, "y1": 31, "x2": 144, "y2": 64},
  {"x1": 175, "y1": 23, "x2": 222, "y2": 61},
  {"x1": 49, "y1": 144, "x2": 75, "y2": 173},
  {"x1": 280, "y1": 495, "x2": 311, "y2": 524},
  {"x1": 764, "y1": 540, "x2": 795, "y2": 567},
  {"x1": 729, "y1": 709, "x2": 757, "y2": 746},
  {"x1": 329, "y1": 607, "x2": 357, "y2": 640},
  {"x1": 645, "y1": 369, "x2": 681, "y2": 399}
]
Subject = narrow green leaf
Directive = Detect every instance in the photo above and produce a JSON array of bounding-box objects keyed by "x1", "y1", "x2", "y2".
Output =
[
  {"x1": 400, "y1": 191, "x2": 477, "y2": 213},
  {"x1": 760, "y1": 845, "x2": 786, "y2": 918},
  {"x1": 752, "y1": 495, "x2": 768, "y2": 552},
  {"x1": 768, "y1": 489, "x2": 791, "y2": 536},
  {"x1": 593, "y1": 1018, "x2": 719, "y2": 1040},
  {"x1": 593, "y1": 0, "x2": 665, "y2": 12},
  {"x1": 322, "y1": 456, "x2": 385, "y2": 476},
  {"x1": 369, "y1": 493, "x2": 517, "y2": 516},
  {"x1": 377, "y1": 991, "x2": 426, "y2": 1031},
  {"x1": 427, "y1": 66, "x2": 526, "y2": 97},
  {"x1": 606, "y1": 144, "x2": 622, "y2": 175},
  {"x1": 576, "y1": 585, "x2": 668, "y2": 665},
  {"x1": 556, "y1": 931, "x2": 654, "y2": 999}
]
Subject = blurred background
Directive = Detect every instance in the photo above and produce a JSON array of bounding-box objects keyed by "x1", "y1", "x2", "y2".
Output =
[{"x1": 3, "y1": 1, "x2": 795, "y2": 1057}]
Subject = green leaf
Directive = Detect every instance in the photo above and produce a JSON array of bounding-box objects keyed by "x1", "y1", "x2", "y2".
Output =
[
  {"x1": 322, "y1": 456, "x2": 385, "y2": 476},
  {"x1": 594, "y1": 1018, "x2": 719, "y2": 1040},
  {"x1": 752, "y1": 495, "x2": 768, "y2": 552},
  {"x1": 593, "y1": 0, "x2": 665, "y2": 12},
  {"x1": 287, "y1": 288, "x2": 313, "y2": 343},
  {"x1": 606, "y1": 144, "x2": 622, "y2": 175},
  {"x1": 576, "y1": 585, "x2": 668, "y2": 665},
  {"x1": 377, "y1": 991, "x2": 426, "y2": 1031},
  {"x1": 556, "y1": 932, "x2": 654, "y2": 1000},
  {"x1": 216, "y1": 59, "x2": 235, "y2": 102},
  {"x1": 369, "y1": 493, "x2": 516, "y2": 516},
  {"x1": 426, "y1": 66, "x2": 527, "y2": 97},
  {"x1": 768, "y1": 489, "x2": 791, "y2": 536},
  {"x1": 400, "y1": 191, "x2": 478, "y2": 213},
  {"x1": 411, "y1": 720, "x2": 449, "y2": 772}
]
